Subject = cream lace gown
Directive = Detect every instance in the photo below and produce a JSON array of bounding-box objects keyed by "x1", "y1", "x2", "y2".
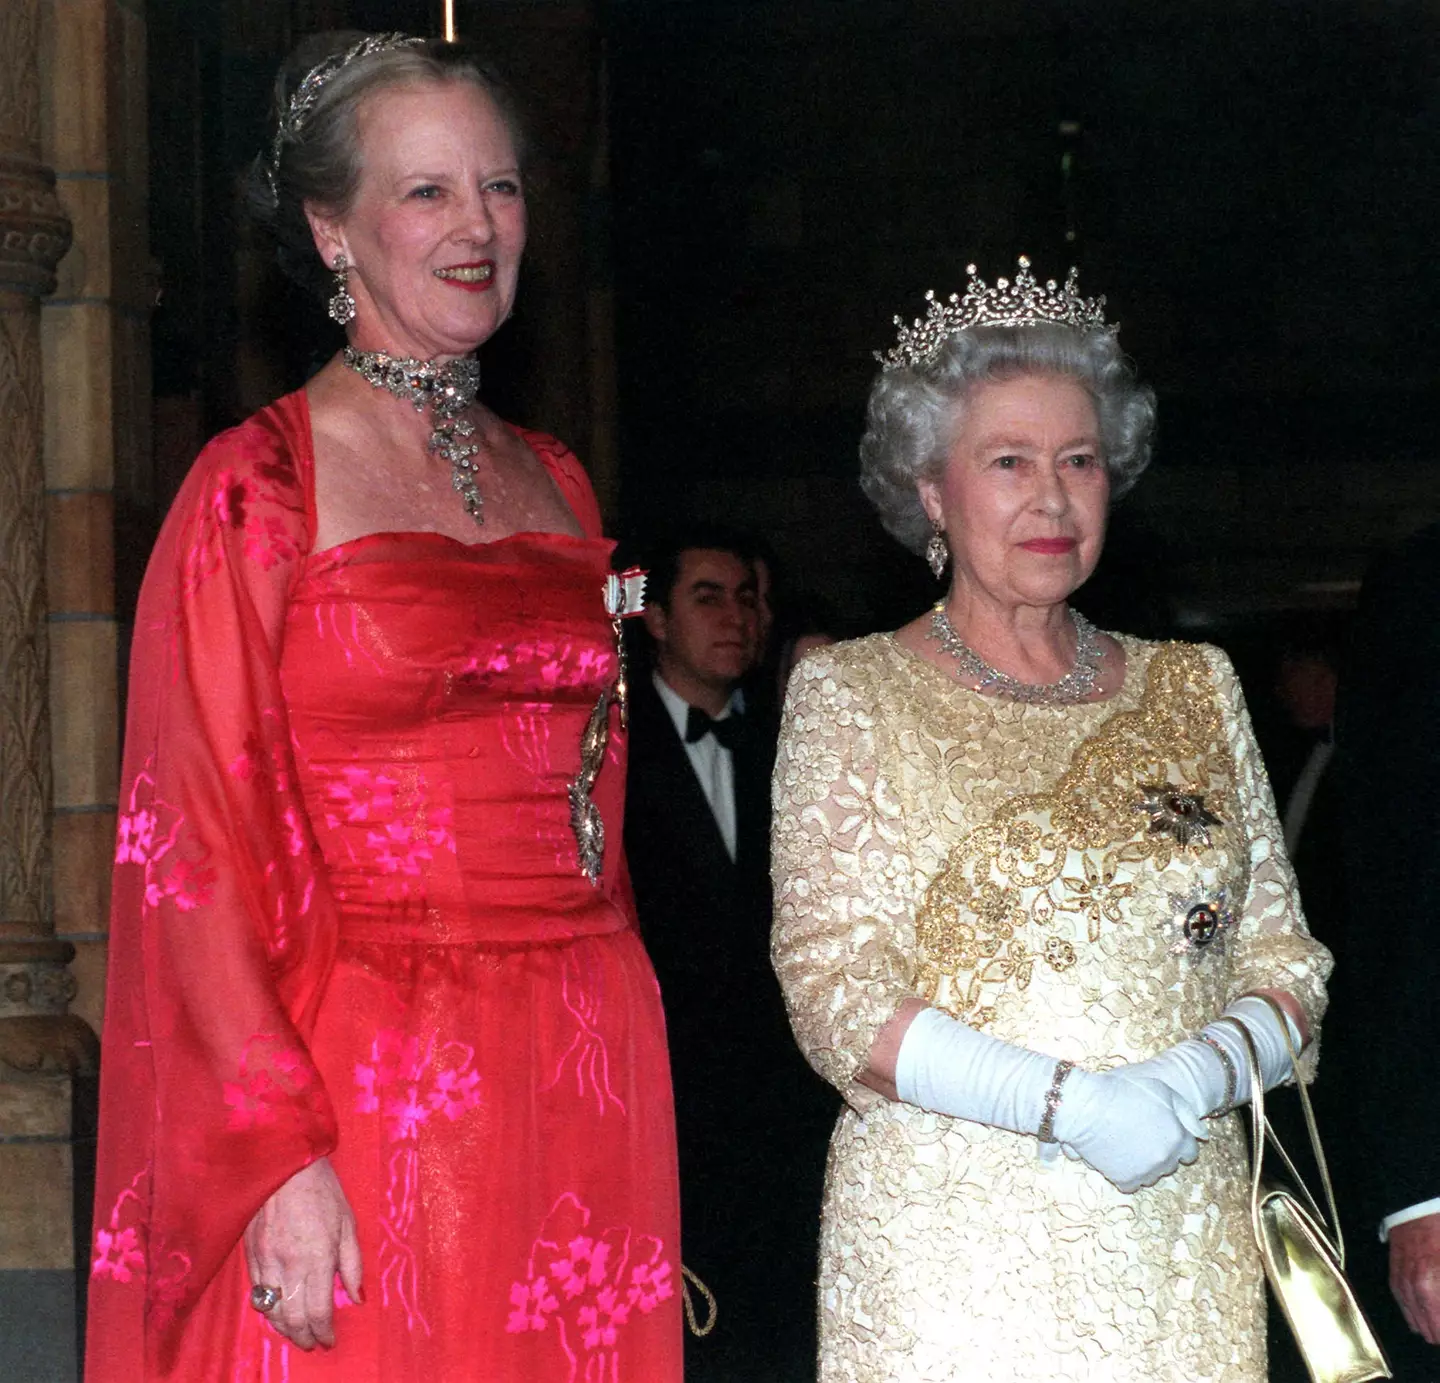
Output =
[{"x1": 771, "y1": 633, "x2": 1332, "y2": 1383}]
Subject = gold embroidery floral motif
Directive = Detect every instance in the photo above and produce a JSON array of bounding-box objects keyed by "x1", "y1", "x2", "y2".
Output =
[
  {"x1": 915, "y1": 644, "x2": 1239, "y2": 1022},
  {"x1": 1061, "y1": 852, "x2": 1135, "y2": 942}
]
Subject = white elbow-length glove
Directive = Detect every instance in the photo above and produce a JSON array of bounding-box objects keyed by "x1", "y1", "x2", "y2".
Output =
[
  {"x1": 1120, "y1": 995, "x2": 1303, "y2": 1128},
  {"x1": 895, "y1": 1006, "x2": 1200, "y2": 1193}
]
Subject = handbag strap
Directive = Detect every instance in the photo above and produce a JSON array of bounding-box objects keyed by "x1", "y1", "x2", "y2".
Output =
[
  {"x1": 1216, "y1": 995, "x2": 1346, "y2": 1268},
  {"x1": 1216, "y1": 1014, "x2": 1270, "y2": 1250}
]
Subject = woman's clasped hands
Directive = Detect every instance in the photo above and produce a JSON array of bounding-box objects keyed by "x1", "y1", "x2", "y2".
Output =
[
  {"x1": 1057, "y1": 994, "x2": 1304, "y2": 1193},
  {"x1": 888, "y1": 1003, "x2": 1206, "y2": 1194},
  {"x1": 1050, "y1": 1065, "x2": 1209, "y2": 1193},
  {"x1": 884, "y1": 1002, "x2": 1244, "y2": 1194}
]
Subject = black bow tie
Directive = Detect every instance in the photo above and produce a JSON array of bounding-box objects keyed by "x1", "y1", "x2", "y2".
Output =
[{"x1": 685, "y1": 705, "x2": 745, "y2": 750}]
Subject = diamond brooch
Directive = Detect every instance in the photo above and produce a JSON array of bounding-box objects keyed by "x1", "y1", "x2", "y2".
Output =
[
  {"x1": 1137, "y1": 785, "x2": 1221, "y2": 850},
  {"x1": 1165, "y1": 886, "x2": 1235, "y2": 957}
]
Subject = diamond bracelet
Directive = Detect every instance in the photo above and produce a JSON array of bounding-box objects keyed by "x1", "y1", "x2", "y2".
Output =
[
  {"x1": 1195, "y1": 1031, "x2": 1238, "y2": 1116},
  {"x1": 1037, "y1": 1059, "x2": 1077, "y2": 1144}
]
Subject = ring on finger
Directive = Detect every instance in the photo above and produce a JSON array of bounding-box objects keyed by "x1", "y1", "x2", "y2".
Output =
[{"x1": 249, "y1": 1283, "x2": 283, "y2": 1313}]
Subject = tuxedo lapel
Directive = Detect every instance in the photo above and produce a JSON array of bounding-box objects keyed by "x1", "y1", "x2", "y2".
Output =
[{"x1": 627, "y1": 678, "x2": 738, "y2": 882}]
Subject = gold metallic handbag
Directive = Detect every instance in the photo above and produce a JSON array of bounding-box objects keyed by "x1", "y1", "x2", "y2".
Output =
[{"x1": 1220, "y1": 1000, "x2": 1391, "y2": 1383}]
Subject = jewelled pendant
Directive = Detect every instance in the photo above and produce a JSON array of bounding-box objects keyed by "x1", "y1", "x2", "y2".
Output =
[
  {"x1": 1137, "y1": 785, "x2": 1221, "y2": 849},
  {"x1": 569, "y1": 694, "x2": 610, "y2": 885},
  {"x1": 343, "y1": 347, "x2": 484, "y2": 525},
  {"x1": 567, "y1": 569, "x2": 649, "y2": 885}
]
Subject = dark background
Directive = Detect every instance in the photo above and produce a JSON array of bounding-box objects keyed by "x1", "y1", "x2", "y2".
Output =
[{"x1": 139, "y1": 0, "x2": 1440, "y2": 703}]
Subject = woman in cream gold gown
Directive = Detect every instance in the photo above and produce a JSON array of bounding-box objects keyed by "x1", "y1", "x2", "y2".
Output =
[{"x1": 770, "y1": 258, "x2": 1331, "y2": 1382}]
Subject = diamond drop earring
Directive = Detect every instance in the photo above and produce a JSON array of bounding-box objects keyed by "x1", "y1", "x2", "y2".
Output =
[
  {"x1": 926, "y1": 519, "x2": 949, "y2": 579},
  {"x1": 328, "y1": 253, "x2": 356, "y2": 325}
]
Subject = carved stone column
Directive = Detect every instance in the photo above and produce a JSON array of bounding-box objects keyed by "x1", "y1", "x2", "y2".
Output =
[
  {"x1": 0, "y1": 43, "x2": 71, "y2": 948},
  {"x1": 0, "y1": 12, "x2": 91, "y2": 1055},
  {"x1": 0, "y1": 0, "x2": 97, "y2": 1376}
]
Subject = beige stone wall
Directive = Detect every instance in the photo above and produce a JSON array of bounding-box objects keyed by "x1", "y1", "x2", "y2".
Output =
[
  {"x1": 0, "y1": 0, "x2": 148, "y2": 1322},
  {"x1": 0, "y1": 0, "x2": 81, "y2": 1285},
  {"x1": 43, "y1": 0, "x2": 149, "y2": 1041}
]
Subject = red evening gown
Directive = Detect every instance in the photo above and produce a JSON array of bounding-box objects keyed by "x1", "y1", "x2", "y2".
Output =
[{"x1": 86, "y1": 391, "x2": 683, "y2": 1382}]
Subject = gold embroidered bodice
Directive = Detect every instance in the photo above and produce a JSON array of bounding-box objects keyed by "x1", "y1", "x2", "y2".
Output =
[{"x1": 770, "y1": 632, "x2": 1332, "y2": 1383}]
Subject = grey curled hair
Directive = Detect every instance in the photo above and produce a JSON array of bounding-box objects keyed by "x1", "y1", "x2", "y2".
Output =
[{"x1": 858, "y1": 322, "x2": 1157, "y2": 555}]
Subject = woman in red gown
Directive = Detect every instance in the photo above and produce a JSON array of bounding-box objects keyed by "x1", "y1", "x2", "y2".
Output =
[{"x1": 86, "y1": 33, "x2": 682, "y2": 1382}]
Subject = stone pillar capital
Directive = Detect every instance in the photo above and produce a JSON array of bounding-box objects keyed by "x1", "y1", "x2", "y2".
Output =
[
  {"x1": 0, "y1": 938, "x2": 79, "y2": 1017},
  {"x1": 0, "y1": 154, "x2": 72, "y2": 299},
  {"x1": 0, "y1": 1013, "x2": 98, "y2": 1078}
]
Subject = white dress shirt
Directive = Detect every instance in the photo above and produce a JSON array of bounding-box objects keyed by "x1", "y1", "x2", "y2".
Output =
[
  {"x1": 1381, "y1": 1198, "x2": 1440, "y2": 1241},
  {"x1": 1282, "y1": 737, "x2": 1334, "y2": 852},
  {"x1": 653, "y1": 672, "x2": 740, "y2": 861}
]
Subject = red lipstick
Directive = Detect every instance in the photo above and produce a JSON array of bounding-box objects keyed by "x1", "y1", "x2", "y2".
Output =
[{"x1": 1019, "y1": 537, "x2": 1078, "y2": 554}]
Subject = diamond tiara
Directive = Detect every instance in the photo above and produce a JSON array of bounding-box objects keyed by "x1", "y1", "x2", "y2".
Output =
[
  {"x1": 265, "y1": 32, "x2": 425, "y2": 204},
  {"x1": 875, "y1": 255, "x2": 1117, "y2": 372}
]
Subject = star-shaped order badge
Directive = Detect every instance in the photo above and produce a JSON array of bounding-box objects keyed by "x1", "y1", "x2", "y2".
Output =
[
  {"x1": 1137, "y1": 785, "x2": 1221, "y2": 849},
  {"x1": 1165, "y1": 885, "x2": 1235, "y2": 956}
]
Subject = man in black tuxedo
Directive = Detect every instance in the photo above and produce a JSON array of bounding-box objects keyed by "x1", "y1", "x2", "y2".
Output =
[
  {"x1": 1329, "y1": 520, "x2": 1440, "y2": 1380},
  {"x1": 625, "y1": 529, "x2": 835, "y2": 1381}
]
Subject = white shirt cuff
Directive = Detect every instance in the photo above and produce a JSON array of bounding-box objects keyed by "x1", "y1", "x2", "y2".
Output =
[{"x1": 1379, "y1": 1198, "x2": 1440, "y2": 1242}]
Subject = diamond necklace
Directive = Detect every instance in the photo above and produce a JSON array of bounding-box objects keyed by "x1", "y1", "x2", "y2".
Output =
[
  {"x1": 927, "y1": 602, "x2": 1103, "y2": 705},
  {"x1": 343, "y1": 347, "x2": 484, "y2": 525}
]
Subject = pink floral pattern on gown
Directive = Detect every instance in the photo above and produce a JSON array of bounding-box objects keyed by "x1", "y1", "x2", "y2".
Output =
[{"x1": 86, "y1": 391, "x2": 682, "y2": 1381}]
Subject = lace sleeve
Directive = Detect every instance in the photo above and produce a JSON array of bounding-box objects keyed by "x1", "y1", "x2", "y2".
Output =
[
  {"x1": 770, "y1": 646, "x2": 920, "y2": 1113},
  {"x1": 1205, "y1": 647, "x2": 1333, "y2": 1070}
]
